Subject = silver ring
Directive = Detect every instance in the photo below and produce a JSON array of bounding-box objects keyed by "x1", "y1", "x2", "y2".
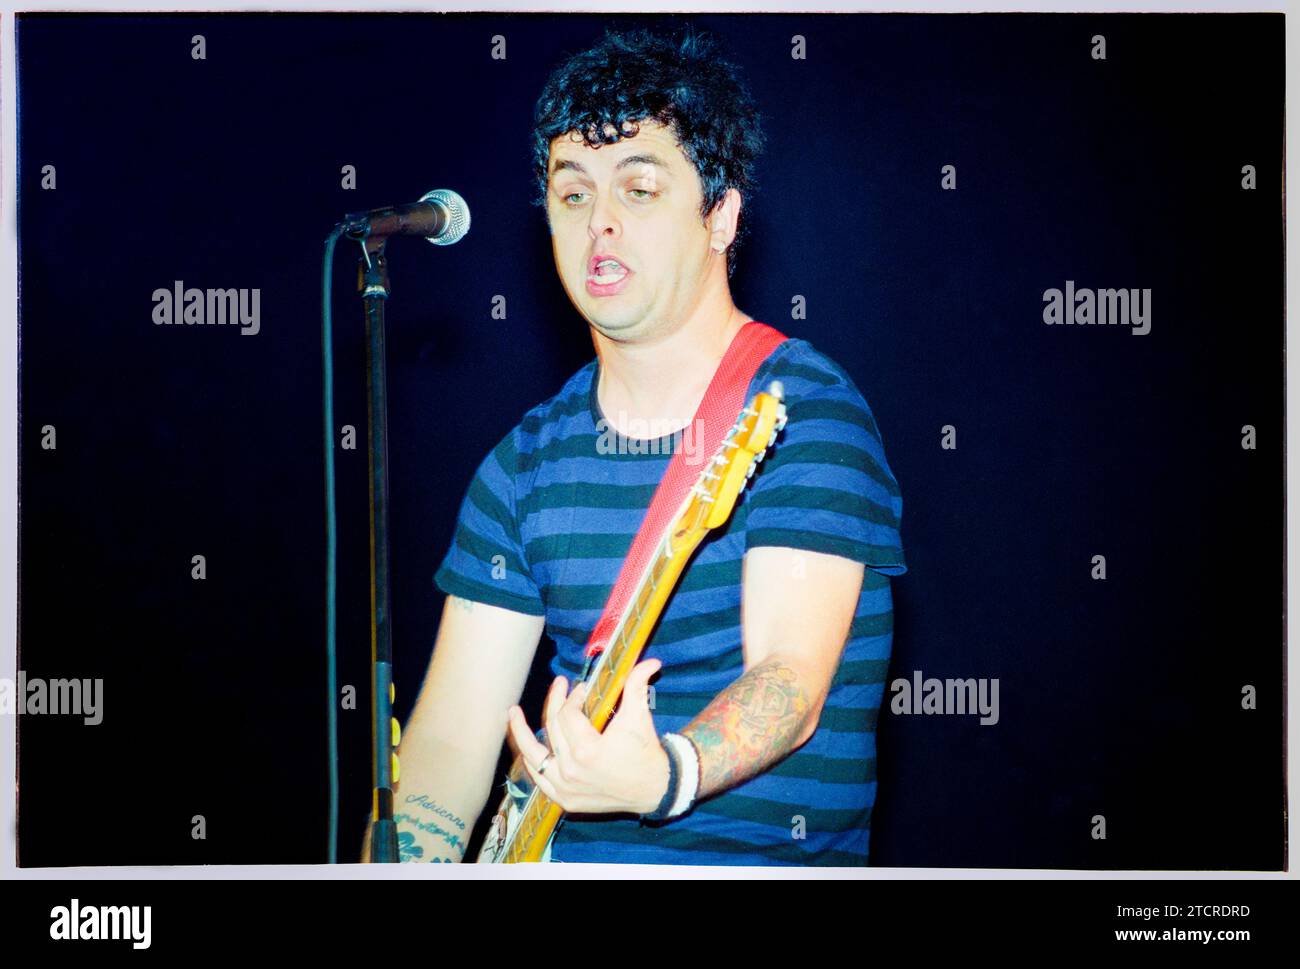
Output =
[{"x1": 537, "y1": 753, "x2": 555, "y2": 776}]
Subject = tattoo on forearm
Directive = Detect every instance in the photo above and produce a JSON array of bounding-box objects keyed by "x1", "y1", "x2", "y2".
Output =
[
  {"x1": 397, "y1": 829, "x2": 456, "y2": 863},
  {"x1": 397, "y1": 831, "x2": 425, "y2": 862},
  {"x1": 405, "y1": 794, "x2": 467, "y2": 831},
  {"x1": 681, "y1": 658, "x2": 812, "y2": 798},
  {"x1": 393, "y1": 811, "x2": 467, "y2": 859}
]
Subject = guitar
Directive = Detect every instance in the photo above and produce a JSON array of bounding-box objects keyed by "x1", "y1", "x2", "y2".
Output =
[{"x1": 477, "y1": 381, "x2": 788, "y2": 863}]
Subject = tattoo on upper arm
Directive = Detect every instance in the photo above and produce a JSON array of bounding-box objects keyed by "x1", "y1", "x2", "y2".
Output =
[
  {"x1": 452, "y1": 596, "x2": 475, "y2": 612},
  {"x1": 681, "y1": 657, "x2": 811, "y2": 798}
]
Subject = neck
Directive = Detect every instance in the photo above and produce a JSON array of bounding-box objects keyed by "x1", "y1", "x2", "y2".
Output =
[{"x1": 593, "y1": 303, "x2": 753, "y2": 440}]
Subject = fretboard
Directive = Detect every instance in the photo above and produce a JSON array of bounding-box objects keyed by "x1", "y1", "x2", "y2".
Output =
[{"x1": 502, "y1": 515, "x2": 699, "y2": 863}]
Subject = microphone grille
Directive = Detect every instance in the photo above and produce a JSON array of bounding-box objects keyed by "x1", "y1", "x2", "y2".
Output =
[{"x1": 420, "y1": 188, "x2": 471, "y2": 245}]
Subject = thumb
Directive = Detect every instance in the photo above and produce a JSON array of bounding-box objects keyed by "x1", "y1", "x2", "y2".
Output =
[{"x1": 619, "y1": 658, "x2": 661, "y2": 722}]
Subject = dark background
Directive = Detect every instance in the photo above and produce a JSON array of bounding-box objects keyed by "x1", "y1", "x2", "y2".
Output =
[{"x1": 16, "y1": 11, "x2": 1284, "y2": 869}]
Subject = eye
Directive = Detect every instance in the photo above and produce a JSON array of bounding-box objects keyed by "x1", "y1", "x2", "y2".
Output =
[{"x1": 559, "y1": 188, "x2": 658, "y2": 206}]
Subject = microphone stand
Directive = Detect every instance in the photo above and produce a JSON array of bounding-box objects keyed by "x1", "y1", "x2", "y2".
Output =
[
  {"x1": 350, "y1": 226, "x2": 400, "y2": 864},
  {"x1": 330, "y1": 191, "x2": 465, "y2": 864}
]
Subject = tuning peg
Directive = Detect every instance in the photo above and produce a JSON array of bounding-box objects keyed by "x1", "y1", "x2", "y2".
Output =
[
  {"x1": 391, "y1": 752, "x2": 401, "y2": 784},
  {"x1": 392, "y1": 717, "x2": 402, "y2": 747},
  {"x1": 389, "y1": 682, "x2": 395, "y2": 703},
  {"x1": 746, "y1": 463, "x2": 756, "y2": 479}
]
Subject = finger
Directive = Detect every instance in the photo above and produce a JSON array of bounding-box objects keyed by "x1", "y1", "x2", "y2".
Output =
[
  {"x1": 507, "y1": 705, "x2": 550, "y2": 767},
  {"x1": 542, "y1": 676, "x2": 572, "y2": 764},
  {"x1": 557, "y1": 680, "x2": 601, "y2": 747},
  {"x1": 520, "y1": 753, "x2": 563, "y2": 807}
]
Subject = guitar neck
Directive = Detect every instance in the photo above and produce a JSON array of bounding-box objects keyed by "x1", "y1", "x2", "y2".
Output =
[{"x1": 502, "y1": 513, "x2": 708, "y2": 863}]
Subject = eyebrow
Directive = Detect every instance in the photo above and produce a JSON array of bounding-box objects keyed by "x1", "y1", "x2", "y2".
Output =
[{"x1": 549, "y1": 153, "x2": 673, "y2": 180}]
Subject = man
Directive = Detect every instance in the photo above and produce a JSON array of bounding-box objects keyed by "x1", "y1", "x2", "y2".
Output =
[{"x1": 364, "y1": 27, "x2": 906, "y2": 866}]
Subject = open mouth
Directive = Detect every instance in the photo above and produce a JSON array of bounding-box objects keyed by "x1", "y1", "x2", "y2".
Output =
[
  {"x1": 586, "y1": 256, "x2": 634, "y2": 296},
  {"x1": 588, "y1": 258, "x2": 630, "y2": 284}
]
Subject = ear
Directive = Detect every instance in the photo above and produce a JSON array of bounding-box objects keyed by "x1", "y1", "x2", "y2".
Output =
[{"x1": 707, "y1": 188, "x2": 743, "y2": 254}]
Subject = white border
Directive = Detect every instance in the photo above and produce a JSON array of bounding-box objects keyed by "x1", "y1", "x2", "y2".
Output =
[{"x1": 0, "y1": 0, "x2": 1290, "y2": 882}]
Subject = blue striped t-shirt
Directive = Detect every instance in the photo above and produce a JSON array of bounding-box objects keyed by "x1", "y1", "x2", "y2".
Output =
[{"x1": 434, "y1": 335, "x2": 906, "y2": 866}]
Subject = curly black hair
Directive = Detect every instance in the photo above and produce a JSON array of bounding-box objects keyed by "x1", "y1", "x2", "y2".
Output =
[{"x1": 531, "y1": 26, "x2": 766, "y2": 278}]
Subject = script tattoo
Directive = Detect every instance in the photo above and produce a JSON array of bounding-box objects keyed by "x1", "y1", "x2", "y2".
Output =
[
  {"x1": 681, "y1": 658, "x2": 811, "y2": 798},
  {"x1": 405, "y1": 794, "x2": 467, "y2": 831}
]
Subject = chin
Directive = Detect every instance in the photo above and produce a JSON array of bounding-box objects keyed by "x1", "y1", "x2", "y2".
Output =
[
  {"x1": 584, "y1": 302, "x2": 643, "y2": 335},
  {"x1": 588, "y1": 317, "x2": 638, "y2": 340}
]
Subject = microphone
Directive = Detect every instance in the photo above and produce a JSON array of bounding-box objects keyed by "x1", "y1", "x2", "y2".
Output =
[{"x1": 342, "y1": 188, "x2": 471, "y2": 246}]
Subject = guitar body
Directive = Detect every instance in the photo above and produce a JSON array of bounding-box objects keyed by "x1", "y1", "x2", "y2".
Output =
[{"x1": 476, "y1": 382, "x2": 786, "y2": 863}]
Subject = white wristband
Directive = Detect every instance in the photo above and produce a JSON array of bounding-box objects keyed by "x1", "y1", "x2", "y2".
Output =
[{"x1": 661, "y1": 733, "x2": 700, "y2": 819}]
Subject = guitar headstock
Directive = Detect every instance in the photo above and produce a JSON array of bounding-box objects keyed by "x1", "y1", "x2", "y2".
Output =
[{"x1": 694, "y1": 380, "x2": 788, "y2": 530}]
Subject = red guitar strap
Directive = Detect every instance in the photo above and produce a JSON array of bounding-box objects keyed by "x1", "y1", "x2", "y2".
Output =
[{"x1": 584, "y1": 320, "x2": 788, "y2": 661}]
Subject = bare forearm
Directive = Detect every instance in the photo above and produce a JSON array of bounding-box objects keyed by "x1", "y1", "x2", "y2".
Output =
[
  {"x1": 359, "y1": 736, "x2": 491, "y2": 863},
  {"x1": 679, "y1": 656, "x2": 816, "y2": 799},
  {"x1": 357, "y1": 595, "x2": 543, "y2": 862}
]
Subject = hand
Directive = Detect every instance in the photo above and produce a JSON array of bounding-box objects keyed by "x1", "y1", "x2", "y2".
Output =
[{"x1": 507, "y1": 659, "x2": 670, "y2": 815}]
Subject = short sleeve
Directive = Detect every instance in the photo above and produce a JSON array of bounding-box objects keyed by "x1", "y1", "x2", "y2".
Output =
[
  {"x1": 433, "y1": 428, "x2": 546, "y2": 615},
  {"x1": 744, "y1": 382, "x2": 907, "y2": 577}
]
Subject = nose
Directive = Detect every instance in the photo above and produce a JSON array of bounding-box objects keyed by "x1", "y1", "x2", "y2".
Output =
[{"x1": 587, "y1": 192, "x2": 621, "y2": 242}]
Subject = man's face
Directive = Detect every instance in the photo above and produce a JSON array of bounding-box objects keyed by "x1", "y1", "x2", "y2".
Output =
[{"x1": 545, "y1": 119, "x2": 718, "y2": 341}]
